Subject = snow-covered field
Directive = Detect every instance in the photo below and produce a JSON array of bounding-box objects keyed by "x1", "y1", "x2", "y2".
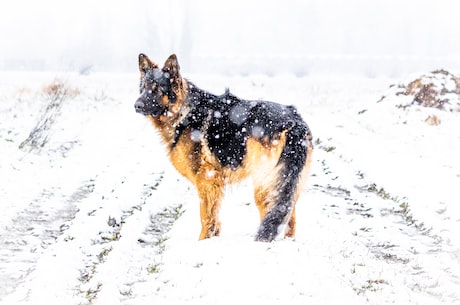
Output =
[{"x1": 1, "y1": 71, "x2": 459, "y2": 305}]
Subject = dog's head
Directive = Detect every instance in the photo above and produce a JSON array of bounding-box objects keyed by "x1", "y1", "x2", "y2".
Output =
[{"x1": 134, "y1": 54, "x2": 184, "y2": 117}]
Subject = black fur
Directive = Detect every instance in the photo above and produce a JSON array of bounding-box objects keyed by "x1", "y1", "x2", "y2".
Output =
[{"x1": 174, "y1": 82, "x2": 311, "y2": 172}]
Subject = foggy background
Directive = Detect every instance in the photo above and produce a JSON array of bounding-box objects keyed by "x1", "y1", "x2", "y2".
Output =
[{"x1": 1, "y1": 0, "x2": 459, "y2": 77}]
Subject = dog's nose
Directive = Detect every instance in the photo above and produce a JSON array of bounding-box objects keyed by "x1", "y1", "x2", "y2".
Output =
[{"x1": 134, "y1": 100, "x2": 145, "y2": 113}]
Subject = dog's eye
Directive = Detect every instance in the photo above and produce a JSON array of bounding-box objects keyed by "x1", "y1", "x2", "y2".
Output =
[{"x1": 151, "y1": 83, "x2": 159, "y2": 94}]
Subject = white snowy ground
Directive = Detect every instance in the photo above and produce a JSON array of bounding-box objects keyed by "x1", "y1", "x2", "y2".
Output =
[{"x1": 0, "y1": 72, "x2": 459, "y2": 305}]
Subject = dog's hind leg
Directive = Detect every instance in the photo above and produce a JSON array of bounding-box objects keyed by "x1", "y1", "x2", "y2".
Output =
[
  {"x1": 255, "y1": 124, "x2": 312, "y2": 242},
  {"x1": 255, "y1": 182, "x2": 295, "y2": 239},
  {"x1": 255, "y1": 170, "x2": 299, "y2": 242},
  {"x1": 196, "y1": 168, "x2": 224, "y2": 240},
  {"x1": 284, "y1": 145, "x2": 313, "y2": 239}
]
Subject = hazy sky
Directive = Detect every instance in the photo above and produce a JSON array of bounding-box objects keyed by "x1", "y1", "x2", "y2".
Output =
[{"x1": 1, "y1": 0, "x2": 459, "y2": 75}]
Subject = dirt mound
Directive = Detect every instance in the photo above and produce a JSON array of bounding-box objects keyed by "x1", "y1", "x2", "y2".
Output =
[{"x1": 379, "y1": 69, "x2": 460, "y2": 112}]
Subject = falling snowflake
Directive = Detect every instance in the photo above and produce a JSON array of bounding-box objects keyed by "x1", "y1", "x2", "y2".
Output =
[
  {"x1": 229, "y1": 104, "x2": 249, "y2": 126},
  {"x1": 251, "y1": 126, "x2": 265, "y2": 138},
  {"x1": 190, "y1": 130, "x2": 201, "y2": 142}
]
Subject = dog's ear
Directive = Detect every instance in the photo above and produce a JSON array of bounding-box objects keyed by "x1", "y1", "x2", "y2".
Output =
[
  {"x1": 138, "y1": 53, "x2": 158, "y2": 74},
  {"x1": 162, "y1": 54, "x2": 181, "y2": 85}
]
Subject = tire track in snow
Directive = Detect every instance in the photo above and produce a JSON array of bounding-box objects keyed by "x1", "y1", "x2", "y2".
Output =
[
  {"x1": 74, "y1": 169, "x2": 189, "y2": 305},
  {"x1": 0, "y1": 166, "x2": 177, "y2": 305},
  {"x1": 312, "y1": 137, "x2": 460, "y2": 304},
  {"x1": 76, "y1": 171, "x2": 166, "y2": 304},
  {"x1": 0, "y1": 179, "x2": 94, "y2": 300}
]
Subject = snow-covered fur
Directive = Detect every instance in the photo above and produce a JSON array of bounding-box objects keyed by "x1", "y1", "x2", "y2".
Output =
[{"x1": 135, "y1": 54, "x2": 313, "y2": 241}]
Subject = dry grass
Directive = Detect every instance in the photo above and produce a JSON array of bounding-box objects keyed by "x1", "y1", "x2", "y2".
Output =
[{"x1": 19, "y1": 78, "x2": 79, "y2": 151}]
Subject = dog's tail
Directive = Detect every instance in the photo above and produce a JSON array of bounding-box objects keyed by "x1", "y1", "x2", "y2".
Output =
[{"x1": 255, "y1": 115, "x2": 312, "y2": 242}]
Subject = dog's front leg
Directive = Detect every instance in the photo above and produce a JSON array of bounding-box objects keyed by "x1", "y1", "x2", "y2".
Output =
[{"x1": 196, "y1": 169, "x2": 224, "y2": 240}]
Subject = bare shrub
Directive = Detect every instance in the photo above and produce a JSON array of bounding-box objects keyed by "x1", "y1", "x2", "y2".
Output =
[
  {"x1": 19, "y1": 78, "x2": 79, "y2": 151},
  {"x1": 381, "y1": 70, "x2": 460, "y2": 113}
]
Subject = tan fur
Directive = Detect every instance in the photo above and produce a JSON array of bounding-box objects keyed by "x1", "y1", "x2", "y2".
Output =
[{"x1": 164, "y1": 115, "x2": 294, "y2": 239}]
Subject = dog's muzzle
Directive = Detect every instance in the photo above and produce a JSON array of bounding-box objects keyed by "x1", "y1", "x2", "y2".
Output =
[{"x1": 134, "y1": 98, "x2": 164, "y2": 117}]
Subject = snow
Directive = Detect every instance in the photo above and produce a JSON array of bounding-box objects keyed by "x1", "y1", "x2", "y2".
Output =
[
  {"x1": 1, "y1": 71, "x2": 459, "y2": 305},
  {"x1": 2, "y1": 1, "x2": 460, "y2": 302}
]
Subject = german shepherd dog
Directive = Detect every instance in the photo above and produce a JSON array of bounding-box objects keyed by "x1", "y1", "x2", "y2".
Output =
[{"x1": 134, "y1": 54, "x2": 313, "y2": 242}]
